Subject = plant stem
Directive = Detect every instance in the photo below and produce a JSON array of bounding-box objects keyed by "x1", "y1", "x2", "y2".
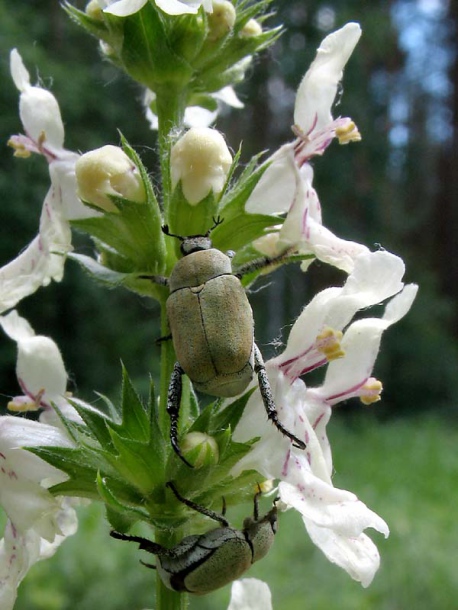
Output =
[
  {"x1": 159, "y1": 300, "x2": 175, "y2": 437},
  {"x1": 154, "y1": 526, "x2": 189, "y2": 610},
  {"x1": 155, "y1": 86, "x2": 187, "y2": 215}
]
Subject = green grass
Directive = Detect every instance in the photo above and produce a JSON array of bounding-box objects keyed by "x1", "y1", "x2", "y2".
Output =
[{"x1": 11, "y1": 416, "x2": 458, "y2": 610}]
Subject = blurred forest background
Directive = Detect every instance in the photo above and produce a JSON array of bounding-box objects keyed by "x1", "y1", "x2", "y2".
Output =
[{"x1": 1, "y1": 1, "x2": 458, "y2": 609}]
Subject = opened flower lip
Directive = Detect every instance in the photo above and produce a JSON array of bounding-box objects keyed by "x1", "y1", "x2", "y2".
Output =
[
  {"x1": 0, "y1": 449, "x2": 78, "y2": 610},
  {"x1": 0, "y1": 310, "x2": 83, "y2": 428},
  {"x1": 2, "y1": 50, "x2": 96, "y2": 315},
  {"x1": 232, "y1": 256, "x2": 418, "y2": 587},
  {"x1": 273, "y1": 250, "x2": 410, "y2": 380},
  {"x1": 294, "y1": 22, "x2": 362, "y2": 138},
  {"x1": 245, "y1": 24, "x2": 364, "y2": 273},
  {"x1": 0, "y1": 416, "x2": 74, "y2": 538}
]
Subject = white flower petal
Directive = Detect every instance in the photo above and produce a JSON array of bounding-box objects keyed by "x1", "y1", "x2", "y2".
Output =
[
  {"x1": 155, "y1": 0, "x2": 202, "y2": 15},
  {"x1": 49, "y1": 153, "x2": 95, "y2": 221},
  {"x1": 0, "y1": 416, "x2": 73, "y2": 453},
  {"x1": 10, "y1": 49, "x2": 30, "y2": 92},
  {"x1": 306, "y1": 520, "x2": 384, "y2": 587},
  {"x1": 0, "y1": 417, "x2": 72, "y2": 540},
  {"x1": 245, "y1": 145, "x2": 297, "y2": 214},
  {"x1": 228, "y1": 578, "x2": 273, "y2": 610},
  {"x1": 183, "y1": 105, "x2": 218, "y2": 128},
  {"x1": 103, "y1": 0, "x2": 147, "y2": 16},
  {"x1": 321, "y1": 285, "x2": 417, "y2": 399},
  {"x1": 382, "y1": 282, "x2": 418, "y2": 324},
  {"x1": 10, "y1": 50, "x2": 65, "y2": 153},
  {"x1": 0, "y1": 522, "x2": 40, "y2": 610},
  {"x1": 274, "y1": 251, "x2": 407, "y2": 378},
  {"x1": 0, "y1": 189, "x2": 71, "y2": 313},
  {"x1": 0, "y1": 310, "x2": 34, "y2": 342},
  {"x1": 294, "y1": 23, "x2": 362, "y2": 134},
  {"x1": 213, "y1": 85, "x2": 244, "y2": 109},
  {"x1": 302, "y1": 217, "x2": 369, "y2": 273}
]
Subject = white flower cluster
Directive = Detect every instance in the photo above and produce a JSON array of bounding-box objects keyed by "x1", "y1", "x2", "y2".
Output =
[{"x1": 0, "y1": 19, "x2": 417, "y2": 610}]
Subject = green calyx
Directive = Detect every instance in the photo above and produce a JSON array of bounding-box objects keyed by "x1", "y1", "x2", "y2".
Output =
[
  {"x1": 29, "y1": 368, "x2": 262, "y2": 534},
  {"x1": 64, "y1": 1, "x2": 280, "y2": 112}
]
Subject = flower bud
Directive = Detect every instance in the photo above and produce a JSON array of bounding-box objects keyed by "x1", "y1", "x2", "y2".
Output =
[
  {"x1": 207, "y1": 1, "x2": 236, "y2": 41},
  {"x1": 76, "y1": 145, "x2": 146, "y2": 212},
  {"x1": 85, "y1": 0, "x2": 103, "y2": 20},
  {"x1": 171, "y1": 128, "x2": 232, "y2": 205},
  {"x1": 180, "y1": 432, "x2": 219, "y2": 468},
  {"x1": 239, "y1": 18, "x2": 262, "y2": 38}
]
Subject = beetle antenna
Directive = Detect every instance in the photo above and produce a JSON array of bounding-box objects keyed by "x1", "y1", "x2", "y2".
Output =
[
  {"x1": 166, "y1": 482, "x2": 229, "y2": 527},
  {"x1": 162, "y1": 225, "x2": 184, "y2": 241},
  {"x1": 205, "y1": 216, "x2": 224, "y2": 236}
]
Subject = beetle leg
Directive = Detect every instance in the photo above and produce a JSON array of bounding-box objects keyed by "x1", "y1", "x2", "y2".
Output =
[
  {"x1": 253, "y1": 344, "x2": 306, "y2": 450},
  {"x1": 235, "y1": 248, "x2": 295, "y2": 279},
  {"x1": 110, "y1": 531, "x2": 164, "y2": 559},
  {"x1": 167, "y1": 363, "x2": 194, "y2": 467},
  {"x1": 156, "y1": 333, "x2": 172, "y2": 346},
  {"x1": 111, "y1": 530, "x2": 182, "y2": 562},
  {"x1": 167, "y1": 482, "x2": 229, "y2": 527}
]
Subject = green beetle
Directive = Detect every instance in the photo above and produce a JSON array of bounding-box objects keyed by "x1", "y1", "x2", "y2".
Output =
[
  {"x1": 110, "y1": 482, "x2": 278, "y2": 595},
  {"x1": 151, "y1": 220, "x2": 306, "y2": 465}
]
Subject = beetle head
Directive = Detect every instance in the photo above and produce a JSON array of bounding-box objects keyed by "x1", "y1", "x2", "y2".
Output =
[
  {"x1": 243, "y1": 503, "x2": 278, "y2": 563},
  {"x1": 162, "y1": 217, "x2": 223, "y2": 257}
]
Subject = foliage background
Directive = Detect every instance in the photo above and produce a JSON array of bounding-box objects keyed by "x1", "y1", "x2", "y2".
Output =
[{"x1": 0, "y1": 0, "x2": 457, "y2": 608}]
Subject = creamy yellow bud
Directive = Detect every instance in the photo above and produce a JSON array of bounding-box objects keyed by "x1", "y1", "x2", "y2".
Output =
[
  {"x1": 208, "y1": 1, "x2": 236, "y2": 41},
  {"x1": 240, "y1": 18, "x2": 262, "y2": 38},
  {"x1": 316, "y1": 327, "x2": 345, "y2": 361},
  {"x1": 258, "y1": 479, "x2": 274, "y2": 494},
  {"x1": 76, "y1": 145, "x2": 146, "y2": 213},
  {"x1": 336, "y1": 121, "x2": 362, "y2": 145},
  {"x1": 171, "y1": 128, "x2": 232, "y2": 205},
  {"x1": 360, "y1": 379, "x2": 383, "y2": 405},
  {"x1": 181, "y1": 432, "x2": 219, "y2": 468},
  {"x1": 85, "y1": 0, "x2": 104, "y2": 20}
]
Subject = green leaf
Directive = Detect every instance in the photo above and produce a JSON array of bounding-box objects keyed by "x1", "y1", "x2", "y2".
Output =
[
  {"x1": 97, "y1": 473, "x2": 151, "y2": 527},
  {"x1": 121, "y1": 3, "x2": 193, "y2": 88},
  {"x1": 210, "y1": 389, "x2": 255, "y2": 434},
  {"x1": 108, "y1": 430, "x2": 165, "y2": 492}
]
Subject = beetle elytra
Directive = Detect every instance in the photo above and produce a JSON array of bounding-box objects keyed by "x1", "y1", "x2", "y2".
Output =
[
  {"x1": 153, "y1": 220, "x2": 306, "y2": 465},
  {"x1": 110, "y1": 482, "x2": 278, "y2": 595}
]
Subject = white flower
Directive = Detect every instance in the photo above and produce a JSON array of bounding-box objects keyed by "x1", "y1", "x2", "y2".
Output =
[
  {"x1": 0, "y1": 310, "x2": 83, "y2": 428},
  {"x1": 232, "y1": 253, "x2": 418, "y2": 586},
  {"x1": 228, "y1": 578, "x2": 272, "y2": 610},
  {"x1": 245, "y1": 24, "x2": 364, "y2": 273},
  {"x1": 103, "y1": 0, "x2": 213, "y2": 17},
  {"x1": 0, "y1": 314, "x2": 86, "y2": 608},
  {"x1": 0, "y1": 418, "x2": 77, "y2": 610},
  {"x1": 2, "y1": 50, "x2": 94, "y2": 315},
  {"x1": 170, "y1": 127, "x2": 232, "y2": 204},
  {"x1": 144, "y1": 85, "x2": 244, "y2": 130}
]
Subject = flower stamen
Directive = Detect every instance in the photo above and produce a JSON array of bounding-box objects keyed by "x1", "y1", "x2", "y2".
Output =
[
  {"x1": 359, "y1": 378, "x2": 383, "y2": 405},
  {"x1": 336, "y1": 121, "x2": 361, "y2": 144},
  {"x1": 315, "y1": 327, "x2": 345, "y2": 361}
]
